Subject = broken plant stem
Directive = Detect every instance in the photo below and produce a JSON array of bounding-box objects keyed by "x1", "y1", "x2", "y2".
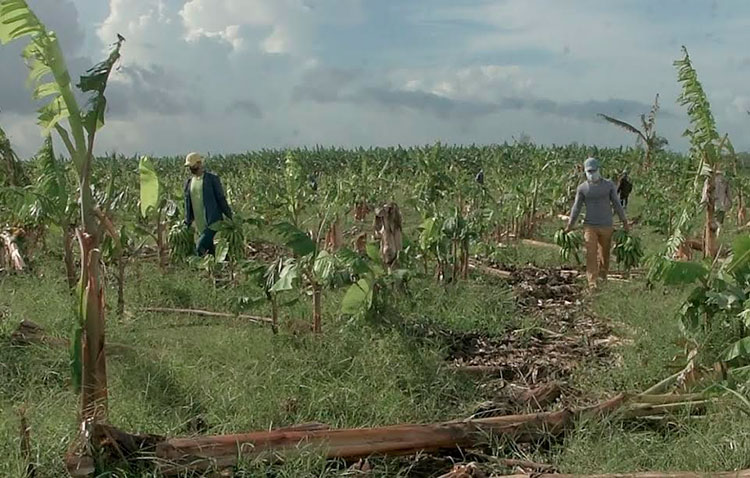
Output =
[
  {"x1": 71, "y1": 392, "x2": 713, "y2": 476},
  {"x1": 142, "y1": 307, "x2": 274, "y2": 326}
]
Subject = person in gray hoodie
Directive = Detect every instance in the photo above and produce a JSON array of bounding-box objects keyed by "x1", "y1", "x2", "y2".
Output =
[{"x1": 565, "y1": 157, "x2": 629, "y2": 289}]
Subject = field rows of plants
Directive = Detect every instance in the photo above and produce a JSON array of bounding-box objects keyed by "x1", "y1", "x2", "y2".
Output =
[{"x1": 3, "y1": 1, "x2": 750, "y2": 477}]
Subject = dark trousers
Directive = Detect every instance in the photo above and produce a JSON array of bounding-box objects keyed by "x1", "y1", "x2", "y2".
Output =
[{"x1": 196, "y1": 228, "x2": 216, "y2": 256}]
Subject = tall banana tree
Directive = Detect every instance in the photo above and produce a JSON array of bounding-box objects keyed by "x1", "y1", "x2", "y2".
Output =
[
  {"x1": 1, "y1": 0, "x2": 124, "y2": 443},
  {"x1": 598, "y1": 94, "x2": 668, "y2": 170},
  {"x1": 674, "y1": 46, "x2": 726, "y2": 259}
]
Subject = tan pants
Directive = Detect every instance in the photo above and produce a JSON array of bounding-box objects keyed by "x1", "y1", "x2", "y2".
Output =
[{"x1": 584, "y1": 226, "x2": 614, "y2": 288}]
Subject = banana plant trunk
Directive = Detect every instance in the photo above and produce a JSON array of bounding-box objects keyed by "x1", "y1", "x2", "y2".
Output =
[
  {"x1": 704, "y1": 170, "x2": 718, "y2": 259},
  {"x1": 354, "y1": 201, "x2": 369, "y2": 221},
  {"x1": 527, "y1": 179, "x2": 539, "y2": 238},
  {"x1": 461, "y1": 238, "x2": 469, "y2": 279},
  {"x1": 324, "y1": 216, "x2": 342, "y2": 252},
  {"x1": 271, "y1": 295, "x2": 279, "y2": 334},
  {"x1": 738, "y1": 190, "x2": 747, "y2": 226},
  {"x1": 76, "y1": 148, "x2": 109, "y2": 425},
  {"x1": 116, "y1": 256, "x2": 125, "y2": 317},
  {"x1": 63, "y1": 222, "x2": 77, "y2": 289},
  {"x1": 1, "y1": 229, "x2": 25, "y2": 271},
  {"x1": 452, "y1": 240, "x2": 459, "y2": 282},
  {"x1": 78, "y1": 230, "x2": 108, "y2": 422},
  {"x1": 156, "y1": 209, "x2": 168, "y2": 270},
  {"x1": 96, "y1": 210, "x2": 126, "y2": 316},
  {"x1": 312, "y1": 283, "x2": 322, "y2": 334}
]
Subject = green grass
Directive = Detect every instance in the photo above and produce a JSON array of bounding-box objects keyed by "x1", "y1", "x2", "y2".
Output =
[
  {"x1": 2, "y1": 214, "x2": 750, "y2": 477},
  {"x1": 569, "y1": 280, "x2": 689, "y2": 394},
  {"x1": 0, "y1": 256, "x2": 502, "y2": 477},
  {"x1": 555, "y1": 406, "x2": 750, "y2": 473}
]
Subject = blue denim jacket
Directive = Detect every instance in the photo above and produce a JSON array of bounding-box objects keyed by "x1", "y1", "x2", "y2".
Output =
[{"x1": 184, "y1": 172, "x2": 232, "y2": 229}]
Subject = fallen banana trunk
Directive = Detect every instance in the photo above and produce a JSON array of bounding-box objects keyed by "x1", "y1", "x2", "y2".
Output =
[
  {"x1": 66, "y1": 393, "x2": 711, "y2": 476},
  {"x1": 467, "y1": 261, "x2": 512, "y2": 279},
  {"x1": 11, "y1": 320, "x2": 69, "y2": 347},
  {"x1": 1, "y1": 229, "x2": 25, "y2": 271},
  {"x1": 10, "y1": 320, "x2": 135, "y2": 355},
  {"x1": 520, "y1": 239, "x2": 558, "y2": 250},
  {"x1": 141, "y1": 307, "x2": 274, "y2": 326},
  {"x1": 498, "y1": 458, "x2": 557, "y2": 473},
  {"x1": 496, "y1": 471, "x2": 750, "y2": 478},
  {"x1": 559, "y1": 268, "x2": 646, "y2": 279},
  {"x1": 438, "y1": 459, "x2": 558, "y2": 477}
]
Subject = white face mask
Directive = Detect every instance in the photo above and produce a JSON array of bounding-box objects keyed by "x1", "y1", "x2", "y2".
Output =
[{"x1": 586, "y1": 170, "x2": 601, "y2": 182}]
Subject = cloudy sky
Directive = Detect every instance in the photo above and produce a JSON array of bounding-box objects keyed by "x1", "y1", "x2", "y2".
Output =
[{"x1": 1, "y1": 0, "x2": 748, "y2": 157}]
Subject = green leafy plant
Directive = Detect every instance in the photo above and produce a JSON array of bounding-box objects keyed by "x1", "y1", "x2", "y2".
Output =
[
  {"x1": 168, "y1": 222, "x2": 194, "y2": 258},
  {"x1": 598, "y1": 94, "x2": 668, "y2": 170},
  {"x1": 554, "y1": 228, "x2": 583, "y2": 264},
  {"x1": 270, "y1": 221, "x2": 343, "y2": 333},
  {"x1": 673, "y1": 46, "x2": 727, "y2": 259},
  {"x1": 339, "y1": 244, "x2": 409, "y2": 319},
  {"x1": 28, "y1": 136, "x2": 77, "y2": 287},
  {"x1": 0, "y1": 124, "x2": 27, "y2": 187},
  {"x1": 650, "y1": 235, "x2": 750, "y2": 366},
  {"x1": 1, "y1": 0, "x2": 125, "y2": 428},
  {"x1": 138, "y1": 155, "x2": 173, "y2": 269},
  {"x1": 282, "y1": 151, "x2": 308, "y2": 227},
  {"x1": 613, "y1": 230, "x2": 644, "y2": 272},
  {"x1": 416, "y1": 214, "x2": 450, "y2": 280},
  {"x1": 246, "y1": 257, "x2": 289, "y2": 333},
  {"x1": 212, "y1": 214, "x2": 255, "y2": 285}
]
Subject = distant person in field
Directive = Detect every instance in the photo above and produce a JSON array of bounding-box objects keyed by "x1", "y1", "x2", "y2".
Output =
[
  {"x1": 183, "y1": 152, "x2": 233, "y2": 256},
  {"x1": 565, "y1": 157, "x2": 629, "y2": 290},
  {"x1": 617, "y1": 169, "x2": 632, "y2": 210}
]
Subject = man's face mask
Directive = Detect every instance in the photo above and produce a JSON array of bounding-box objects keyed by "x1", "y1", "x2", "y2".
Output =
[
  {"x1": 586, "y1": 170, "x2": 601, "y2": 182},
  {"x1": 189, "y1": 165, "x2": 201, "y2": 175}
]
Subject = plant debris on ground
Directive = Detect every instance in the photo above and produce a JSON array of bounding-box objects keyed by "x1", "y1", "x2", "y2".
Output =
[{"x1": 447, "y1": 265, "x2": 620, "y2": 412}]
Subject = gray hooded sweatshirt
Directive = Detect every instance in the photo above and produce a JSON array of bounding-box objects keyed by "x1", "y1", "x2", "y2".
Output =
[{"x1": 569, "y1": 179, "x2": 627, "y2": 227}]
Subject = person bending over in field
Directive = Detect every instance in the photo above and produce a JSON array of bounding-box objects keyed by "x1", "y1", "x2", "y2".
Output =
[
  {"x1": 183, "y1": 152, "x2": 233, "y2": 256},
  {"x1": 565, "y1": 157, "x2": 629, "y2": 290}
]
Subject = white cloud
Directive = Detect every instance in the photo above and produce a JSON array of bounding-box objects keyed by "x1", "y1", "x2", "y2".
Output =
[
  {"x1": 261, "y1": 25, "x2": 291, "y2": 54},
  {"x1": 179, "y1": 0, "x2": 364, "y2": 54},
  {"x1": 4, "y1": 0, "x2": 750, "y2": 159},
  {"x1": 97, "y1": 0, "x2": 184, "y2": 63},
  {"x1": 389, "y1": 64, "x2": 532, "y2": 103},
  {"x1": 0, "y1": 113, "x2": 41, "y2": 155}
]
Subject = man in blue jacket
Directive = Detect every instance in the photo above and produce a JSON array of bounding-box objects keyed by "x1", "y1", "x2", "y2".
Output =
[{"x1": 183, "y1": 152, "x2": 233, "y2": 256}]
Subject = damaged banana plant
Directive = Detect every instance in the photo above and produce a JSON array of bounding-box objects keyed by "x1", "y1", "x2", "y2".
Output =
[{"x1": 0, "y1": 0, "x2": 125, "y2": 474}]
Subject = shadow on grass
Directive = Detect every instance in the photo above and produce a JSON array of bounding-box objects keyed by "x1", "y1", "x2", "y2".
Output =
[{"x1": 113, "y1": 346, "x2": 213, "y2": 435}]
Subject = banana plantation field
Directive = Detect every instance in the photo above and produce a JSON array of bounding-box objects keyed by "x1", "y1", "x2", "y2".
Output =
[
  {"x1": 3, "y1": 140, "x2": 750, "y2": 478},
  {"x1": 3, "y1": 2, "x2": 750, "y2": 477}
]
